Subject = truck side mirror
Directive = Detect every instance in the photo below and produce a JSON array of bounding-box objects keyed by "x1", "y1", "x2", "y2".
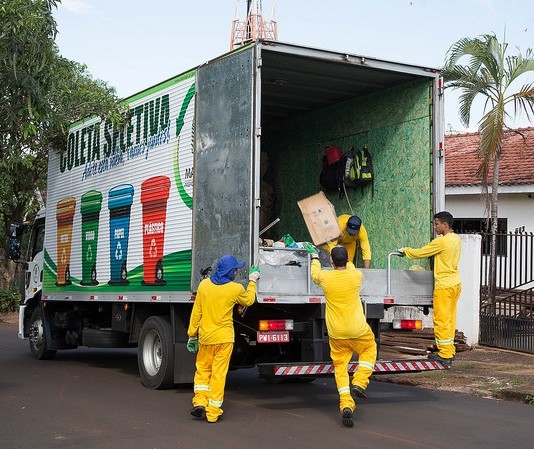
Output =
[{"x1": 7, "y1": 223, "x2": 23, "y2": 261}]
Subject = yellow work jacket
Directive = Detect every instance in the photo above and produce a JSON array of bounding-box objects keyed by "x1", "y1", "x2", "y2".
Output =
[
  {"x1": 188, "y1": 278, "x2": 256, "y2": 345},
  {"x1": 403, "y1": 232, "x2": 462, "y2": 290},
  {"x1": 310, "y1": 259, "x2": 368, "y2": 339},
  {"x1": 324, "y1": 214, "x2": 371, "y2": 263}
]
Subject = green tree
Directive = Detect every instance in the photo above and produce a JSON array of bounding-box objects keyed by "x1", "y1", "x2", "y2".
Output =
[
  {"x1": 0, "y1": 0, "x2": 124, "y2": 288},
  {"x1": 443, "y1": 33, "x2": 534, "y2": 298}
]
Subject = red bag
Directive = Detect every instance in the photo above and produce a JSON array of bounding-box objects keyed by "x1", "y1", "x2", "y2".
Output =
[{"x1": 325, "y1": 146, "x2": 342, "y2": 165}]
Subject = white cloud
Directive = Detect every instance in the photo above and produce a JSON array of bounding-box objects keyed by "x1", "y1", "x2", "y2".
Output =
[{"x1": 59, "y1": 0, "x2": 92, "y2": 14}]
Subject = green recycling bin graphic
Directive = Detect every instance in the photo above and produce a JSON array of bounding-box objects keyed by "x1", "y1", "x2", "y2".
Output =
[
  {"x1": 55, "y1": 197, "x2": 77, "y2": 286},
  {"x1": 80, "y1": 190, "x2": 103, "y2": 285}
]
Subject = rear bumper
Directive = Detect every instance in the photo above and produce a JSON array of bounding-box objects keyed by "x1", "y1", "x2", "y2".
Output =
[{"x1": 257, "y1": 358, "x2": 449, "y2": 377}]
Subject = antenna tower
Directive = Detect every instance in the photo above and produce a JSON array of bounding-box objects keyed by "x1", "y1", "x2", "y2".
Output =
[{"x1": 230, "y1": 0, "x2": 278, "y2": 50}]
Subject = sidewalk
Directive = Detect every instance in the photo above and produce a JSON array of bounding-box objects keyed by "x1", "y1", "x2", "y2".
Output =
[{"x1": 375, "y1": 345, "x2": 534, "y2": 404}]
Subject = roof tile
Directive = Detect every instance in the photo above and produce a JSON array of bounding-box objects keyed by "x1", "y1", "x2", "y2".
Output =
[{"x1": 445, "y1": 127, "x2": 534, "y2": 186}]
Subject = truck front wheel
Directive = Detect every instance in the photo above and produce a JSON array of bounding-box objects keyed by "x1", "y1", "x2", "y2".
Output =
[
  {"x1": 138, "y1": 316, "x2": 174, "y2": 389},
  {"x1": 29, "y1": 307, "x2": 56, "y2": 360}
]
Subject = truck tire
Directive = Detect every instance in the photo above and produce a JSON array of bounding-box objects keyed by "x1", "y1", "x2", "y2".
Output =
[
  {"x1": 29, "y1": 307, "x2": 56, "y2": 360},
  {"x1": 138, "y1": 316, "x2": 174, "y2": 389}
]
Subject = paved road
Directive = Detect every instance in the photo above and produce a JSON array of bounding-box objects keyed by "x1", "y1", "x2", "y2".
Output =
[{"x1": 1, "y1": 322, "x2": 533, "y2": 449}]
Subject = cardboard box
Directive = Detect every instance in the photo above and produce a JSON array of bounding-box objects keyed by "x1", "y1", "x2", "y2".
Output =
[{"x1": 297, "y1": 192, "x2": 341, "y2": 246}]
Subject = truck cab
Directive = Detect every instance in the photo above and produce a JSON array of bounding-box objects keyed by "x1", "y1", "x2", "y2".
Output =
[{"x1": 8, "y1": 209, "x2": 45, "y2": 339}]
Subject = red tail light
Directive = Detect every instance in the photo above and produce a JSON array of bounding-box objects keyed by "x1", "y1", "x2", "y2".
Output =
[
  {"x1": 259, "y1": 320, "x2": 294, "y2": 331},
  {"x1": 392, "y1": 319, "x2": 423, "y2": 330}
]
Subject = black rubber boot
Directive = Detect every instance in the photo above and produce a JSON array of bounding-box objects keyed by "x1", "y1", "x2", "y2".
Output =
[
  {"x1": 189, "y1": 405, "x2": 205, "y2": 419},
  {"x1": 341, "y1": 408, "x2": 354, "y2": 427},
  {"x1": 352, "y1": 385, "x2": 367, "y2": 399}
]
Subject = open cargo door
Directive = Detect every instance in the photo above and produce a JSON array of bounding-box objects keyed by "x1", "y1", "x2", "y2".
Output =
[{"x1": 191, "y1": 47, "x2": 257, "y2": 290}]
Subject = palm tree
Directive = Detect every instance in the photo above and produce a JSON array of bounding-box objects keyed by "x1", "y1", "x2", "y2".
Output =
[{"x1": 443, "y1": 33, "x2": 534, "y2": 299}]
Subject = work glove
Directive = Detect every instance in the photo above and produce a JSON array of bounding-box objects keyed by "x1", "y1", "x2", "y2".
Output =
[
  {"x1": 395, "y1": 248, "x2": 405, "y2": 257},
  {"x1": 186, "y1": 337, "x2": 198, "y2": 353},
  {"x1": 303, "y1": 242, "x2": 319, "y2": 259},
  {"x1": 249, "y1": 265, "x2": 261, "y2": 282}
]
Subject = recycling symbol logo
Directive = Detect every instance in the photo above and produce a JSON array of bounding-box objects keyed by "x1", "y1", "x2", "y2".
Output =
[
  {"x1": 61, "y1": 248, "x2": 67, "y2": 264},
  {"x1": 115, "y1": 242, "x2": 123, "y2": 260},
  {"x1": 149, "y1": 238, "x2": 158, "y2": 258},
  {"x1": 86, "y1": 244, "x2": 93, "y2": 261}
]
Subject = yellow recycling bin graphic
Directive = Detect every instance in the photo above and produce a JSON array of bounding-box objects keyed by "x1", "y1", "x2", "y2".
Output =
[{"x1": 55, "y1": 197, "x2": 76, "y2": 286}]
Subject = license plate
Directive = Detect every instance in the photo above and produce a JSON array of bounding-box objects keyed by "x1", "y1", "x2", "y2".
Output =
[{"x1": 257, "y1": 331, "x2": 290, "y2": 344}]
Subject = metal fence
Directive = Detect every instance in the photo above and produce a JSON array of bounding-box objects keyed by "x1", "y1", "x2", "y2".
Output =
[{"x1": 479, "y1": 232, "x2": 534, "y2": 353}]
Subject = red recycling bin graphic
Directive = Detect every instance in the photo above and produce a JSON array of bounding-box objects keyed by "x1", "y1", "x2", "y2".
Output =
[{"x1": 141, "y1": 176, "x2": 171, "y2": 285}]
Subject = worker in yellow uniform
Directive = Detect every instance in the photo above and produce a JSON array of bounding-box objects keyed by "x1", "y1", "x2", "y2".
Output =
[
  {"x1": 399, "y1": 211, "x2": 462, "y2": 366},
  {"x1": 186, "y1": 255, "x2": 259, "y2": 423},
  {"x1": 304, "y1": 242, "x2": 377, "y2": 428},
  {"x1": 324, "y1": 215, "x2": 372, "y2": 268}
]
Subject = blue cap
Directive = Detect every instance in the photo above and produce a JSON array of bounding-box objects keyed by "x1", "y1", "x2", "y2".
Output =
[
  {"x1": 217, "y1": 254, "x2": 244, "y2": 275},
  {"x1": 346, "y1": 216, "x2": 362, "y2": 235},
  {"x1": 210, "y1": 255, "x2": 245, "y2": 285}
]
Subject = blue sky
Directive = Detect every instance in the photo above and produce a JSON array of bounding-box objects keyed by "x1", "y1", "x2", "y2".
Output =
[{"x1": 54, "y1": 0, "x2": 534, "y2": 132}]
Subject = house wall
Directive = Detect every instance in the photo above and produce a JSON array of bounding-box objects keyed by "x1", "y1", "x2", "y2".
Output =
[
  {"x1": 446, "y1": 191, "x2": 534, "y2": 233},
  {"x1": 456, "y1": 234, "x2": 481, "y2": 347},
  {"x1": 446, "y1": 190, "x2": 534, "y2": 290}
]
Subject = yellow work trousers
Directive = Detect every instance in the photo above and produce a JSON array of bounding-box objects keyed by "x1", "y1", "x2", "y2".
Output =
[
  {"x1": 192, "y1": 342, "x2": 233, "y2": 422},
  {"x1": 329, "y1": 325, "x2": 377, "y2": 412},
  {"x1": 433, "y1": 284, "x2": 462, "y2": 359}
]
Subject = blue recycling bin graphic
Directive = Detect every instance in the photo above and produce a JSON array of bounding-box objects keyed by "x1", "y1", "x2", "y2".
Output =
[{"x1": 108, "y1": 184, "x2": 134, "y2": 285}]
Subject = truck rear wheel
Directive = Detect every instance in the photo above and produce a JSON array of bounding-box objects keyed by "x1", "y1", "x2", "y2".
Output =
[
  {"x1": 138, "y1": 316, "x2": 174, "y2": 389},
  {"x1": 29, "y1": 307, "x2": 56, "y2": 360}
]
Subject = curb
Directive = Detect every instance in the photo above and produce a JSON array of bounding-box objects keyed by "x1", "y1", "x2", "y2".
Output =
[{"x1": 495, "y1": 389, "x2": 532, "y2": 403}]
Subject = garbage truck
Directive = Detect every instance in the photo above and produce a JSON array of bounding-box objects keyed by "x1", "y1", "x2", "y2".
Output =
[{"x1": 8, "y1": 40, "x2": 447, "y2": 389}]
